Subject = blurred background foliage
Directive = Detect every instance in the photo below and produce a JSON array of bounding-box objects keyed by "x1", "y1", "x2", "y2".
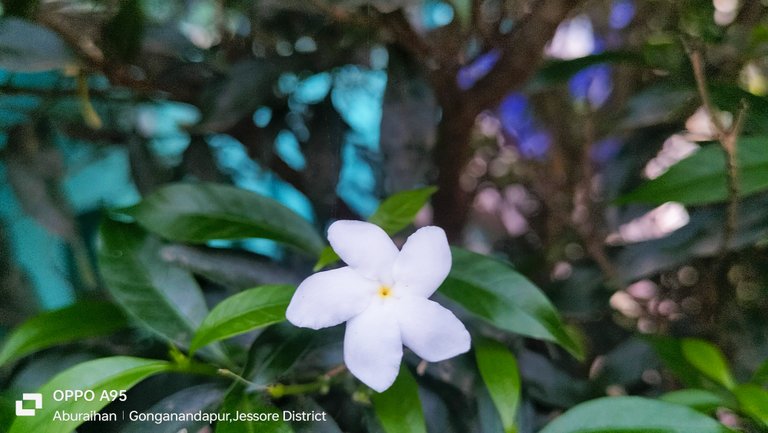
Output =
[{"x1": 3, "y1": 0, "x2": 768, "y2": 432}]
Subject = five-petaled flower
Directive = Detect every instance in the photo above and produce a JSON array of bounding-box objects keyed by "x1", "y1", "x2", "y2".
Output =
[{"x1": 286, "y1": 220, "x2": 471, "y2": 392}]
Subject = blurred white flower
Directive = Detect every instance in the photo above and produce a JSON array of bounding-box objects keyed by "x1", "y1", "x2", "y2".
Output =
[{"x1": 286, "y1": 220, "x2": 471, "y2": 392}]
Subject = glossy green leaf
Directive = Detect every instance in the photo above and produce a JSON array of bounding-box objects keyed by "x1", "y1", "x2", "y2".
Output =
[
  {"x1": 128, "y1": 182, "x2": 324, "y2": 254},
  {"x1": 314, "y1": 186, "x2": 436, "y2": 270},
  {"x1": 733, "y1": 384, "x2": 768, "y2": 425},
  {"x1": 529, "y1": 51, "x2": 643, "y2": 92},
  {"x1": 372, "y1": 367, "x2": 427, "y2": 433},
  {"x1": 313, "y1": 246, "x2": 340, "y2": 271},
  {"x1": 618, "y1": 137, "x2": 768, "y2": 205},
  {"x1": 9, "y1": 356, "x2": 171, "y2": 433},
  {"x1": 681, "y1": 338, "x2": 735, "y2": 389},
  {"x1": 440, "y1": 247, "x2": 583, "y2": 359},
  {"x1": 751, "y1": 359, "x2": 768, "y2": 384},
  {"x1": 243, "y1": 324, "x2": 318, "y2": 386},
  {"x1": 660, "y1": 389, "x2": 731, "y2": 413},
  {"x1": 97, "y1": 219, "x2": 210, "y2": 349},
  {"x1": 710, "y1": 85, "x2": 768, "y2": 135},
  {"x1": 475, "y1": 339, "x2": 521, "y2": 433},
  {"x1": 122, "y1": 384, "x2": 225, "y2": 433},
  {"x1": 368, "y1": 186, "x2": 437, "y2": 234},
  {"x1": 284, "y1": 396, "x2": 343, "y2": 433},
  {"x1": 0, "y1": 301, "x2": 128, "y2": 367},
  {"x1": 190, "y1": 285, "x2": 295, "y2": 354},
  {"x1": 0, "y1": 394, "x2": 12, "y2": 432},
  {"x1": 647, "y1": 336, "x2": 704, "y2": 388},
  {"x1": 217, "y1": 385, "x2": 293, "y2": 433},
  {"x1": 539, "y1": 396, "x2": 734, "y2": 433}
]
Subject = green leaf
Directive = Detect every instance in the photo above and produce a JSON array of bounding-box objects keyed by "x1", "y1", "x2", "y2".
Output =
[
  {"x1": 122, "y1": 384, "x2": 225, "y2": 433},
  {"x1": 314, "y1": 186, "x2": 436, "y2": 269},
  {"x1": 313, "y1": 246, "x2": 340, "y2": 271},
  {"x1": 368, "y1": 186, "x2": 437, "y2": 235},
  {"x1": 660, "y1": 389, "x2": 732, "y2": 413},
  {"x1": 681, "y1": 338, "x2": 735, "y2": 389},
  {"x1": 0, "y1": 301, "x2": 128, "y2": 367},
  {"x1": 751, "y1": 359, "x2": 768, "y2": 384},
  {"x1": 9, "y1": 356, "x2": 171, "y2": 433},
  {"x1": 710, "y1": 85, "x2": 768, "y2": 135},
  {"x1": 475, "y1": 339, "x2": 521, "y2": 433},
  {"x1": 101, "y1": 0, "x2": 145, "y2": 61},
  {"x1": 372, "y1": 367, "x2": 427, "y2": 433},
  {"x1": 128, "y1": 182, "x2": 324, "y2": 254},
  {"x1": 97, "y1": 219, "x2": 210, "y2": 349},
  {"x1": 217, "y1": 385, "x2": 293, "y2": 433},
  {"x1": 733, "y1": 384, "x2": 768, "y2": 425},
  {"x1": 440, "y1": 247, "x2": 583, "y2": 359},
  {"x1": 190, "y1": 285, "x2": 295, "y2": 354},
  {"x1": 618, "y1": 137, "x2": 768, "y2": 205},
  {"x1": 647, "y1": 336, "x2": 704, "y2": 388},
  {"x1": 449, "y1": 0, "x2": 471, "y2": 28},
  {"x1": 0, "y1": 18, "x2": 76, "y2": 71},
  {"x1": 529, "y1": 51, "x2": 643, "y2": 92},
  {"x1": 0, "y1": 394, "x2": 13, "y2": 432},
  {"x1": 538, "y1": 396, "x2": 734, "y2": 433},
  {"x1": 243, "y1": 324, "x2": 318, "y2": 386},
  {"x1": 197, "y1": 59, "x2": 281, "y2": 132}
]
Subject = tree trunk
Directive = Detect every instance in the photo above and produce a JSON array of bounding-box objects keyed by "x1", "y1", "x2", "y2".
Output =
[{"x1": 431, "y1": 103, "x2": 477, "y2": 242}]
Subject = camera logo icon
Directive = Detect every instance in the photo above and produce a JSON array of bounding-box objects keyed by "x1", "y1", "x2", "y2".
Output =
[{"x1": 15, "y1": 393, "x2": 42, "y2": 417}]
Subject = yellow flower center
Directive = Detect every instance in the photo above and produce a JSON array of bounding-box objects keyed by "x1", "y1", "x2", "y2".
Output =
[{"x1": 378, "y1": 286, "x2": 392, "y2": 298}]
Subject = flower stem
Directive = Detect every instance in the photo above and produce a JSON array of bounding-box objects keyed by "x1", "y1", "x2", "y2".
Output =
[{"x1": 267, "y1": 378, "x2": 331, "y2": 398}]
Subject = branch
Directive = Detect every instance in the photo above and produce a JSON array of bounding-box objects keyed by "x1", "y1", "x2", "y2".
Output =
[
  {"x1": 686, "y1": 46, "x2": 748, "y2": 255},
  {"x1": 465, "y1": 0, "x2": 584, "y2": 114},
  {"x1": 379, "y1": 10, "x2": 436, "y2": 69}
]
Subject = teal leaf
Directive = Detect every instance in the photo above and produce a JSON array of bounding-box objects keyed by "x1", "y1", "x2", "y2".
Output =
[{"x1": 0, "y1": 18, "x2": 76, "y2": 71}]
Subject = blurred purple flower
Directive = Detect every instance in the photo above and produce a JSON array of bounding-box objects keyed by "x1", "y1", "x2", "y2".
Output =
[
  {"x1": 569, "y1": 64, "x2": 613, "y2": 108},
  {"x1": 517, "y1": 131, "x2": 552, "y2": 160},
  {"x1": 591, "y1": 137, "x2": 622, "y2": 165},
  {"x1": 498, "y1": 93, "x2": 551, "y2": 160},
  {"x1": 457, "y1": 50, "x2": 500, "y2": 90},
  {"x1": 610, "y1": 0, "x2": 635, "y2": 29}
]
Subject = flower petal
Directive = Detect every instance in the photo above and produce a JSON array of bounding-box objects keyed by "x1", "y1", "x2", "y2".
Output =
[
  {"x1": 286, "y1": 267, "x2": 376, "y2": 330},
  {"x1": 397, "y1": 296, "x2": 471, "y2": 362},
  {"x1": 327, "y1": 220, "x2": 399, "y2": 283},
  {"x1": 393, "y1": 226, "x2": 452, "y2": 298},
  {"x1": 344, "y1": 303, "x2": 403, "y2": 392}
]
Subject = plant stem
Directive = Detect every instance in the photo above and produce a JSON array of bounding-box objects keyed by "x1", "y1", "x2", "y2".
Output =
[{"x1": 686, "y1": 45, "x2": 748, "y2": 255}]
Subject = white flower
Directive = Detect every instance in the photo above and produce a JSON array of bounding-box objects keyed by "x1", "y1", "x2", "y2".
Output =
[{"x1": 286, "y1": 220, "x2": 471, "y2": 392}]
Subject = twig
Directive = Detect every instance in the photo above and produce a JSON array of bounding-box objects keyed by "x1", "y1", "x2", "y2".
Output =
[
  {"x1": 686, "y1": 45, "x2": 748, "y2": 255},
  {"x1": 570, "y1": 111, "x2": 622, "y2": 287}
]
